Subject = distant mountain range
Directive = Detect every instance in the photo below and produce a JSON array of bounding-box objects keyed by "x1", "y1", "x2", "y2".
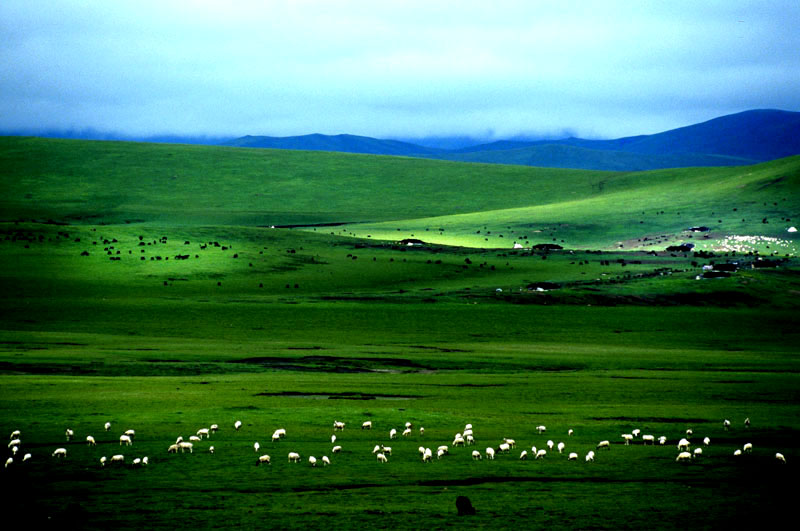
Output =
[{"x1": 223, "y1": 109, "x2": 800, "y2": 171}]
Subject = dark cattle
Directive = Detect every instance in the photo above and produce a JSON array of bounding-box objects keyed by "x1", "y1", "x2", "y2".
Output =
[
  {"x1": 703, "y1": 271, "x2": 731, "y2": 278},
  {"x1": 456, "y1": 496, "x2": 476, "y2": 516},
  {"x1": 175, "y1": 254, "x2": 190, "y2": 260},
  {"x1": 531, "y1": 243, "x2": 563, "y2": 251},
  {"x1": 687, "y1": 226, "x2": 710, "y2": 232},
  {"x1": 713, "y1": 263, "x2": 737, "y2": 272},
  {"x1": 666, "y1": 244, "x2": 694, "y2": 253},
  {"x1": 80, "y1": 251, "x2": 89, "y2": 256},
  {"x1": 527, "y1": 281, "x2": 560, "y2": 291}
]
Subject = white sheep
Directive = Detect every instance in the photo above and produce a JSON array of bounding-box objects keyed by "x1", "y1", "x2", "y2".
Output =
[
  {"x1": 472, "y1": 450, "x2": 482, "y2": 460},
  {"x1": 332, "y1": 445, "x2": 342, "y2": 453},
  {"x1": 535, "y1": 449, "x2": 547, "y2": 459},
  {"x1": 275, "y1": 428, "x2": 286, "y2": 438},
  {"x1": 197, "y1": 428, "x2": 210, "y2": 439},
  {"x1": 209, "y1": 446, "x2": 215, "y2": 454},
  {"x1": 418, "y1": 446, "x2": 426, "y2": 456},
  {"x1": 546, "y1": 440, "x2": 554, "y2": 450},
  {"x1": 372, "y1": 444, "x2": 381, "y2": 454},
  {"x1": 176, "y1": 436, "x2": 184, "y2": 444},
  {"x1": 744, "y1": 417, "x2": 750, "y2": 428},
  {"x1": 723, "y1": 419, "x2": 730, "y2": 430},
  {"x1": 8, "y1": 439, "x2": 20, "y2": 449},
  {"x1": 389, "y1": 428, "x2": 397, "y2": 439},
  {"x1": 361, "y1": 421, "x2": 372, "y2": 430},
  {"x1": 11, "y1": 446, "x2": 17, "y2": 456},
  {"x1": 142, "y1": 456, "x2": 148, "y2": 465},
  {"x1": 111, "y1": 454, "x2": 124, "y2": 464},
  {"x1": 519, "y1": 450, "x2": 528, "y2": 460},
  {"x1": 437, "y1": 448, "x2": 446, "y2": 460},
  {"x1": 422, "y1": 448, "x2": 433, "y2": 462},
  {"x1": 568, "y1": 452, "x2": 578, "y2": 461},
  {"x1": 120, "y1": 434, "x2": 132, "y2": 446},
  {"x1": 498, "y1": 443, "x2": 511, "y2": 454},
  {"x1": 65, "y1": 428, "x2": 73, "y2": 441},
  {"x1": 405, "y1": 421, "x2": 412, "y2": 429},
  {"x1": 733, "y1": 449, "x2": 742, "y2": 456},
  {"x1": 568, "y1": 429, "x2": 574, "y2": 437},
  {"x1": 676, "y1": 451, "x2": 692, "y2": 462},
  {"x1": 234, "y1": 420, "x2": 242, "y2": 431},
  {"x1": 124, "y1": 429, "x2": 135, "y2": 439},
  {"x1": 132, "y1": 458, "x2": 142, "y2": 467},
  {"x1": 419, "y1": 427, "x2": 425, "y2": 435},
  {"x1": 272, "y1": 431, "x2": 281, "y2": 442},
  {"x1": 464, "y1": 423, "x2": 473, "y2": 431},
  {"x1": 333, "y1": 421, "x2": 345, "y2": 431},
  {"x1": 585, "y1": 451, "x2": 595, "y2": 462},
  {"x1": 466, "y1": 435, "x2": 475, "y2": 446},
  {"x1": 167, "y1": 444, "x2": 179, "y2": 454},
  {"x1": 402, "y1": 428, "x2": 412, "y2": 437},
  {"x1": 677, "y1": 438, "x2": 690, "y2": 451},
  {"x1": 178, "y1": 442, "x2": 193, "y2": 453},
  {"x1": 288, "y1": 452, "x2": 301, "y2": 462},
  {"x1": 331, "y1": 435, "x2": 336, "y2": 444},
  {"x1": 104, "y1": 422, "x2": 111, "y2": 432},
  {"x1": 642, "y1": 435, "x2": 655, "y2": 445},
  {"x1": 254, "y1": 442, "x2": 260, "y2": 452},
  {"x1": 86, "y1": 435, "x2": 96, "y2": 446},
  {"x1": 453, "y1": 436, "x2": 465, "y2": 447},
  {"x1": 658, "y1": 436, "x2": 667, "y2": 445},
  {"x1": 53, "y1": 448, "x2": 67, "y2": 458},
  {"x1": 743, "y1": 443, "x2": 753, "y2": 454},
  {"x1": 632, "y1": 429, "x2": 641, "y2": 437},
  {"x1": 485, "y1": 447, "x2": 495, "y2": 460},
  {"x1": 381, "y1": 446, "x2": 392, "y2": 456},
  {"x1": 210, "y1": 424, "x2": 219, "y2": 433},
  {"x1": 703, "y1": 437, "x2": 710, "y2": 446},
  {"x1": 322, "y1": 456, "x2": 331, "y2": 466},
  {"x1": 537, "y1": 425, "x2": 546, "y2": 434},
  {"x1": 189, "y1": 435, "x2": 201, "y2": 442},
  {"x1": 463, "y1": 429, "x2": 473, "y2": 438},
  {"x1": 621, "y1": 434, "x2": 633, "y2": 445},
  {"x1": 597, "y1": 440, "x2": 610, "y2": 450},
  {"x1": 309, "y1": 456, "x2": 318, "y2": 467},
  {"x1": 557, "y1": 442, "x2": 565, "y2": 454},
  {"x1": 100, "y1": 456, "x2": 107, "y2": 467},
  {"x1": 4, "y1": 457, "x2": 12, "y2": 468},
  {"x1": 693, "y1": 448, "x2": 702, "y2": 458},
  {"x1": 776, "y1": 453, "x2": 786, "y2": 464},
  {"x1": 9, "y1": 430, "x2": 20, "y2": 440},
  {"x1": 504, "y1": 438, "x2": 516, "y2": 448},
  {"x1": 22, "y1": 453, "x2": 31, "y2": 462},
  {"x1": 376, "y1": 453, "x2": 388, "y2": 463}
]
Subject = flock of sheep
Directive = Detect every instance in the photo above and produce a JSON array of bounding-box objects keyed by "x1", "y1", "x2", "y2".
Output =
[{"x1": 4, "y1": 416, "x2": 788, "y2": 472}]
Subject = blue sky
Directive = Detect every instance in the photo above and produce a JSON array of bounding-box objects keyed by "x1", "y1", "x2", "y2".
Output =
[{"x1": 1, "y1": 0, "x2": 799, "y2": 141}]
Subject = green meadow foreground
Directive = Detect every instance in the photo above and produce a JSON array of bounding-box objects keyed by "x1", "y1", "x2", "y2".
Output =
[{"x1": 1, "y1": 138, "x2": 799, "y2": 529}]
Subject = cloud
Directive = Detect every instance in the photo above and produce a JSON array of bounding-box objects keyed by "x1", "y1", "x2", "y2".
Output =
[{"x1": 1, "y1": 0, "x2": 799, "y2": 139}]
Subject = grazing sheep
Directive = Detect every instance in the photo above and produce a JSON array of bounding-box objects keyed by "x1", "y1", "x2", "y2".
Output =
[
  {"x1": 132, "y1": 458, "x2": 142, "y2": 467},
  {"x1": 485, "y1": 447, "x2": 495, "y2": 460},
  {"x1": 723, "y1": 419, "x2": 731, "y2": 430},
  {"x1": 178, "y1": 442, "x2": 193, "y2": 453},
  {"x1": 546, "y1": 440, "x2": 554, "y2": 450},
  {"x1": 519, "y1": 450, "x2": 528, "y2": 460},
  {"x1": 677, "y1": 438, "x2": 690, "y2": 451},
  {"x1": 597, "y1": 440, "x2": 610, "y2": 450},
  {"x1": 453, "y1": 436, "x2": 466, "y2": 447},
  {"x1": 743, "y1": 443, "x2": 753, "y2": 454},
  {"x1": 119, "y1": 435, "x2": 132, "y2": 446},
  {"x1": 632, "y1": 429, "x2": 641, "y2": 437},
  {"x1": 331, "y1": 435, "x2": 336, "y2": 444},
  {"x1": 557, "y1": 442, "x2": 565, "y2": 453},
  {"x1": 535, "y1": 449, "x2": 547, "y2": 459},
  {"x1": 288, "y1": 452, "x2": 301, "y2": 463},
  {"x1": 333, "y1": 421, "x2": 345, "y2": 431},
  {"x1": 65, "y1": 429, "x2": 73, "y2": 441},
  {"x1": 361, "y1": 421, "x2": 372, "y2": 430},
  {"x1": 437, "y1": 448, "x2": 446, "y2": 460},
  {"x1": 405, "y1": 422, "x2": 413, "y2": 429},
  {"x1": 504, "y1": 438, "x2": 516, "y2": 448},
  {"x1": 472, "y1": 450, "x2": 482, "y2": 460},
  {"x1": 422, "y1": 448, "x2": 433, "y2": 462},
  {"x1": 197, "y1": 428, "x2": 210, "y2": 439},
  {"x1": 676, "y1": 451, "x2": 692, "y2": 462},
  {"x1": 568, "y1": 429, "x2": 574, "y2": 437},
  {"x1": 104, "y1": 422, "x2": 111, "y2": 432},
  {"x1": 234, "y1": 420, "x2": 242, "y2": 431},
  {"x1": 22, "y1": 453, "x2": 31, "y2": 462},
  {"x1": 642, "y1": 435, "x2": 655, "y2": 445},
  {"x1": 733, "y1": 449, "x2": 742, "y2": 457},
  {"x1": 464, "y1": 424, "x2": 473, "y2": 431},
  {"x1": 703, "y1": 437, "x2": 710, "y2": 446},
  {"x1": 568, "y1": 452, "x2": 578, "y2": 461},
  {"x1": 402, "y1": 428, "x2": 412, "y2": 437},
  {"x1": 309, "y1": 456, "x2": 318, "y2": 467},
  {"x1": 100, "y1": 456, "x2": 107, "y2": 467},
  {"x1": 744, "y1": 417, "x2": 750, "y2": 428},
  {"x1": 658, "y1": 436, "x2": 667, "y2": 445},
  {"x1": 376, "y1": 453, "x2": 388, "y2": 463},
  {"x1": 621, "y1": 434, "x2": 633, "y2": 445},
  {"x1": 463, "y1": 429, "x2": 473, "y2": 438},
  {"x1": 585, "y1": 451, "x2": 595, "y2": 462},
  {"x1": 4, "y1": 457, "x2": 12, "y2": 468},
  {"x1": 176, "y1": 436, "x2": 184, "y2": 444},
  {"x1": 693, "y1": 448, "x2": 702, "y2": 458},
  {"x1": 53, "y1": 448, "x2": 67, "y2": 459},
  {"x1": 86, "y1": 435, "x2": 96, "y2": 446},
  {"x1": 381, "y1": 446, "x2": 392, "y2": 456},
  {"x1": 209, "y1": 446, "x2": 215, "y2": 454},
  {"x1": 254, "y1": 442, "x2": 260, "y2": 453},
  {"x1": 124, "y1": 429, "x2": 135, "y2": 439},
  {"x1": 9, "y1": 430, "x2": 20, "y2": 440},
  {"x1": 210, "y1": 424, "x2": 218, "y2": 433},
  {"x1": 321, "y1": 456, "x2": 330, "y2": 466},
  {"x1": 389, "y1": 429, "x2": 397, "y2": 439},
  {"x1": 373, "y1": 444, "x2": 381, "y2": 454},
  {"x1": 275, "y1": 428, "x2": 287, "y2": 439},
  {"x1": 189, "y1": 435, "x2": 201, "y2": 442},
  {"x1": 498, "y1": 443, "x2": 511, "y2": 454},
  {"x1": 111, "y1": 454, "x2": 124, "y2": 464},
  {"x1": 332, "y1": 445, "x2": 342, "y2": 454},
  {"x1": 466, "y1": 435, "x2": 475, "y2": 446},
  {"x1": 776, "y1": 453, "x2": 786, "y2": 464},
  {"x1": 272, "y1": 431, "x2": 281, "y2": 442},
  {"x1": 142, "y1": 457, "x2": 148, "y2": 465},
  {"x1": 685, "y1": 429, "x2": 693, "y2": 436},
  {"x1": 168, "y1": 444, "x2": 179, "y2": 454},
  {"x1": 419, "y1": 427, "x2": 425, "y2": 435},
  {"x1": 8, "y1": 439, "x2": 20, "y2": 449},
  {"x1": 537, "y1": 425, "x2": 546, "y2": 434},
  {"x1": 11, "y1": 446, "x2": 17, "y2": 456}
]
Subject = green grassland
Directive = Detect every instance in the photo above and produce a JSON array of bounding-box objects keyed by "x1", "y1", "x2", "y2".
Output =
[{"x1": 1, "y1": 137, "x2": 799, "y2": 529}]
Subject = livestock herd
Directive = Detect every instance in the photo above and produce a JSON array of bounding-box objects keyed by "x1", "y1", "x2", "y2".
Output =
[{"x1": 3, "y1": 416, "x2": 788, "y2": 472}]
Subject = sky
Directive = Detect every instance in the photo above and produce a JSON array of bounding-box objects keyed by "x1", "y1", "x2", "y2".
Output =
[{"x1": 1, "y1": 0, "x2": 799, "y2": 142}]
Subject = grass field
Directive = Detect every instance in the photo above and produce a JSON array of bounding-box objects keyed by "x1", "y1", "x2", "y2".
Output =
[{"x1": 1, "y1": 137, "x2": 798, "y2": 529}]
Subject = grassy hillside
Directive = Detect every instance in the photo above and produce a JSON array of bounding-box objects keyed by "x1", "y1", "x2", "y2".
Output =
[{"x1": 1, "y1": 136, "x2": 798, "y2": 529}]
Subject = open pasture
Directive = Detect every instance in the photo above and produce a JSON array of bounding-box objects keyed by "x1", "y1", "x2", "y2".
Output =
[{"x1": 1, "y1": 137, "x2": 799, "y2": 528}]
